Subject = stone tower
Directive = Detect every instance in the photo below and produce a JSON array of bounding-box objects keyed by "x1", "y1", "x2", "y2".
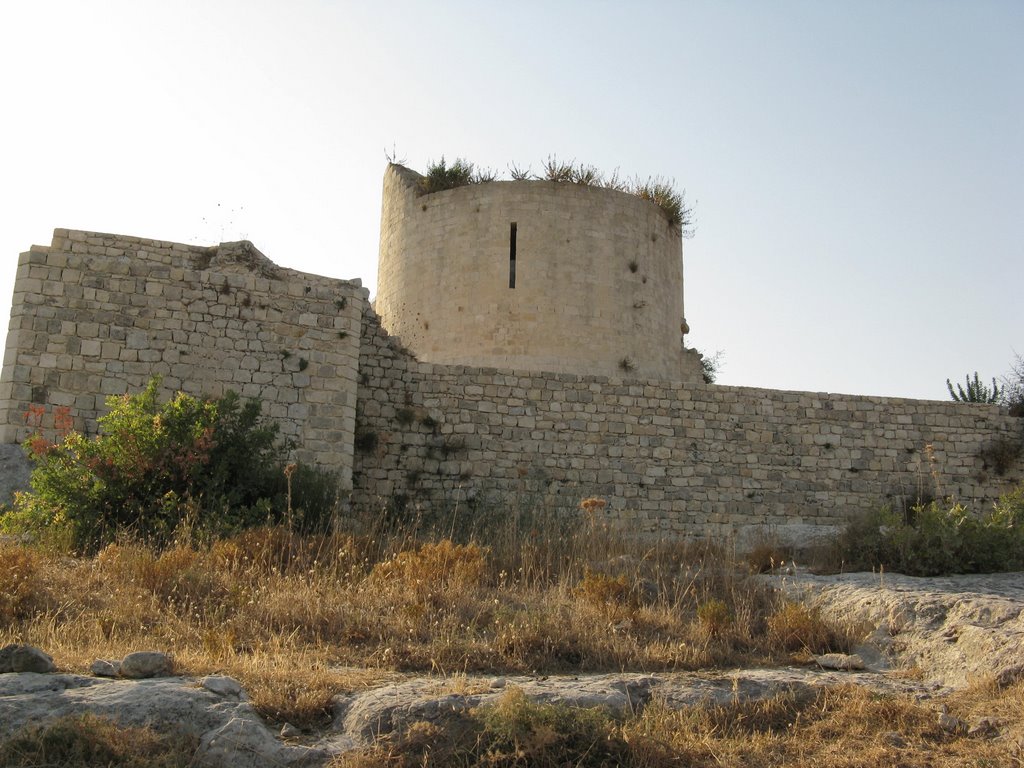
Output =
[{"x1": 375, "y1": 164, "x2": 702, "y2": 381}]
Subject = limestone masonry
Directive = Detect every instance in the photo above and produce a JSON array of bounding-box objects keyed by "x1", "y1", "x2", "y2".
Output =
[
  {"x1": 0, "y1": 232, "x2": 365, "y2": 486},
  {"x1": 376, "y1": 164, "x2": 704, "y2": 381},
  {"x1": 1, "y1": 165, "x2": 1020, "y2": 541}
]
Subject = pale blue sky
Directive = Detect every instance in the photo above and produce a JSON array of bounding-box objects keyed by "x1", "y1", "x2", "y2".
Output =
[{"x1": 1, "y1": 1, "x2": 1020, "y2": 400}]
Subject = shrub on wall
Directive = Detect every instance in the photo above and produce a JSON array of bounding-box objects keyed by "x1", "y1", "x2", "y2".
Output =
[
  {"x1": 0, "y1": 379, "x2": 340, "y2": 552},
  {"x1": 418, "y1": 157, "x2": 496, "y2": 194},
  {"x1": 698, "y1": 349, "x2": 723, "y2": 384},
  {"x1": 946, "y1": 355, "x2": 1024, "y2": 416},
  {"x1": 946, "y1": 372, "x2": 1001, "y2": 403},
  {"x1": 834, "y1": 486, "x2": 1024, "y2": 575}
]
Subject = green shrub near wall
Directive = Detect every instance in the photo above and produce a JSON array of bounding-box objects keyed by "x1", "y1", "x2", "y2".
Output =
[
  {"x1": 0, "y1": 379, "x2": 341, "y2": 552},
  {"x1": 836, "y1": 486, "x2": 1024, "y2": 575}
]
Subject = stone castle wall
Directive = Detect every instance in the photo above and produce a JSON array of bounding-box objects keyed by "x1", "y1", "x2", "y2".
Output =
[
  {"x1": 353, "y1": 307, "x2": 1023, "y2": 541},
  {"x1": 1, "y1": 228, "x2": 1021, "y2": 541},
  {"x1": 0, "y1": 230, "x2": 366, "y2": 486},
  {"x1": 375, "y1": 165, "x2": 702, "y2": 382}
]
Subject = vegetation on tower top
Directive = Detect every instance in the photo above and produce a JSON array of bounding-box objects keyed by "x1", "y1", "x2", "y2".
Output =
[{"x1": 408, "y1": 155, "x2": 694, "y2": 236}]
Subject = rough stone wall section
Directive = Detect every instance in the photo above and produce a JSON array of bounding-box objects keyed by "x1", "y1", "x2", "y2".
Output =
[
  {"x1": 353, "y1": 307, "x2": 1023, "y2": 541},
  {"x1": 376, "y1": 164, "x2": 703, "y2": 382},
  {"x1": 2, "y1": 229, "x2": 1020, "y2": 541},
  {"x1": 0, "y1": 229, "x2": 366, "y2": 487}
]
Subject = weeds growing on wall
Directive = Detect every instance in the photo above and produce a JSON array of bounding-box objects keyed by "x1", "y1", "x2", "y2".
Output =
[
  {"x1": 408, "y1": 156, "x2": 694, "y2": 235},
  {"x1": 1001, "y1": 352, "x2": 1024, "y2": 417},
  {"x1": 698, "y1": 349, "x2": 723, "y2": 384},
  {"x1": 946, "y1": 353, "x2": 1024, "y2": 416},
  {"x1": 632, "y1": 176, "x2": 692, "y2": 233},
  {"x1": 418, "y1": 157, "x2": 496, "y2": 193},
  {"x1": 978, "y1": 434, "x2": 1023, "y2": 476},
  {"x1": 0, "y1": 378, "x2": 341, "y2": 551},
  {"x1": 831, "y1": 484, "x2": 1024, "y2": 576}
]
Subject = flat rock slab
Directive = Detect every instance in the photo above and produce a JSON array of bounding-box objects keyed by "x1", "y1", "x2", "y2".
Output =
[
  {"x1": 328, "y1": 666, "x2": 926, "y2": 748},
  {"x1": 1, "y1": 665, "x2": 926, "y2": 767},
  {"x1": 765, "y1": 570, "x2": 1024, "y2": 688},
  {"x1": 815, "y1": 653, "x2": 866, "y2": 670}
]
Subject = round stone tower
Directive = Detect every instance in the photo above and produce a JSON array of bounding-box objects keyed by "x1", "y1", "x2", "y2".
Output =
[{"x1": 375, "y1": 164, "x2": 702, "y2": 381}]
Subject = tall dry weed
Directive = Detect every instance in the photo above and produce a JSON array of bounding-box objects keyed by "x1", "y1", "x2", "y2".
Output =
[
  {"x1": 766, "y1": 601, "x2": 849, "y2": 655},
  {"x1": 0, "y1": 544, "x2": 47, "y2": 623},
  {"x1": 95, "y1": 542, "x2": 226, "y2": 608}
]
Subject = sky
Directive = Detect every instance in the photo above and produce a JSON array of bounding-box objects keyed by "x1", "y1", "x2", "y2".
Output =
[{"x1": 1, "y1": 1, "x2": 1021, "y2": 401}]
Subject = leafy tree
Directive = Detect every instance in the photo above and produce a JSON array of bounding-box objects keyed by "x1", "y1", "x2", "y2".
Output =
[
  {"x1": 1000, "y1": 353, "x2": 1024, "y2": 417},
  {"x1": 946, "y1": 372, "x2": 1001, "y2": 403}
]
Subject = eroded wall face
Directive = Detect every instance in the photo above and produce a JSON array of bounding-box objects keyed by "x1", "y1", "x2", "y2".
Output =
[
  {"x1": 0, "y1": 230, "x2": 365, "y2": 486},
  {"x1": 377, "y1": 166, "x2": 701, "y2": 382},
  {"x1": 353, "y1": 308, "x2": 1023, "y2": 540}
]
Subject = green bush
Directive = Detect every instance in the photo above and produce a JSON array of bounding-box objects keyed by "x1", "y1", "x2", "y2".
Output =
[
  {"x1": 1, "y1": 379, "x2": 340, "y2": 551},
  {"x1": 835, "y1": 487, "x2": 1024, "y2": 576}
]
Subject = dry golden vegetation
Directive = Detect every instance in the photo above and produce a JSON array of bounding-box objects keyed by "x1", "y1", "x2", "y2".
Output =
[
  {"x1": 3, "y1": 507, "x2": 1023, "y2": 765},
  {"x1": 0, "y1": 714, "x2": 196, "y2": 768},
  {"x1": 338, "y1": 681, "x2": 1024, "y2": 768},
  {"x1": 1, "y1": 507, "x2": 854, "y2": 731}
]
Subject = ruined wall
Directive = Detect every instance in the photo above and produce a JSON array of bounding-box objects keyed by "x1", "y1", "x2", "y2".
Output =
[
  {"x1": 353, "y1": 309, "x2": 1023, "y2": 541},
  {"x1": 0, "y1": 229, "x2": 366, "y2": 486},
  {"x1": 376, "y1": 164, "x2": 702, "y2": 382},
  {"x1": 2, "y1": 229, "x2": 1021, "y2": 541}
]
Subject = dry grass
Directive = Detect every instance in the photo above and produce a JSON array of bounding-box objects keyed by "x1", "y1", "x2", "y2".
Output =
[
  {"x1": 337, "y1": 681, "x2": 1024, "y2": 767},
  {"x1": 0, "y1": 713, "x2": 196, "y2": 768},
  {"x1": 0, "y1": 513, "x2": 832, "y2": 726},
  {"x1": 625, "y1": 680, "x2": 1024, "y2": 767},
  {"x1": 3, "y1": 508, "x2": 1020, "y2": 764}
]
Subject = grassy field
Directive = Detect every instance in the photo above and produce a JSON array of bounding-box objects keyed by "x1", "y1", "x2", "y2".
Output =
[{"x1": 2, "y1": 509, "x2": 1021, "y2": 766}]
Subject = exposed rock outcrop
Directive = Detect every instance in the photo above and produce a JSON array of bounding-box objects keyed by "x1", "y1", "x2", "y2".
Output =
[
  {"x1": 0, "y1": 672, "x2": 326, "y2": 768},
  {"x1": 766, "y1": 570, "x2": 1024, "y2": 688}
]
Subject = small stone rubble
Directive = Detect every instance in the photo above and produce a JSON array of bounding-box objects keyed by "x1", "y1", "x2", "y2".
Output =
[
  {"x1": 0, "y1": 644, "x2": 55, "y2": 674},
  {"x1": 119, "y1": 651, "x2": 174, "y2": 679}
]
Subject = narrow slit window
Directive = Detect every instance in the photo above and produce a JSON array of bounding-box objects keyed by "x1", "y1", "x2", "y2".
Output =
[{"x1": 509, "y1": 222, "x2": 517, "y2": 288}]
